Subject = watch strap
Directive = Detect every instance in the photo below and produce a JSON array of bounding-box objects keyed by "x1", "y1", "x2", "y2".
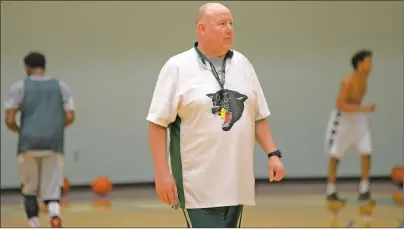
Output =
[{"x1": 267, "y1": 150, "x2": 282, "y2": 158}]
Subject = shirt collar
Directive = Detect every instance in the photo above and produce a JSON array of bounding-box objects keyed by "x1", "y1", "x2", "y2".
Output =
[{"x1": 192, "y1": 42, "x2": 235, "y2": 71}]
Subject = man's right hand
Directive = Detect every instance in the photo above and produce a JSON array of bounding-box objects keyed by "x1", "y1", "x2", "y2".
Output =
[
  {"x1": 363, "y1": 104, "x2": 376, "y2": 112},
  {"x1": 154, "y1": 171, "x2": 178, "y2": 206}
]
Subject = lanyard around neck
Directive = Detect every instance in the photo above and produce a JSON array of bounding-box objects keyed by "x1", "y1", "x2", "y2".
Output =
[
  {"x1": 205, "y1": 57, "x2": 227, "y2": 89},
  {"x1": 194, "y1": 42, "x2": 233, "y2": 90}
]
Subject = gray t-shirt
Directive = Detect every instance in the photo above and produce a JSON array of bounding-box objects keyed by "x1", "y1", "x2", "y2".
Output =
[
  {"x1": 4, "y1": 76, "x2": 74, "y2": 111},
  {"x1": 206, "y1": 56, "x2": 225, "y2": 83}
]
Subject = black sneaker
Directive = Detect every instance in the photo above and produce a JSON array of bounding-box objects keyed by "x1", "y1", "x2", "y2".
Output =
[
  {"x1": 327, "y1": 193, "x2": 346, "y2": 202},
  {"x1": 358, "y1": 191, "x2": 371, "y2": 201}
]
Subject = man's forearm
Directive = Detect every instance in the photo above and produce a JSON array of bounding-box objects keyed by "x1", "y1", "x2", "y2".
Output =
[
  {"x1": 255, "y1": 118, "x2": 277, "y2": 154},
  {"x1": 5, "y1": 109, "x2": 19, "y2": 134},
  {"x1": 6, "y1": 120, "x2": 19, "y2": 133},
  {"x1": 64, "y1": 111, "x2": 75, "y2": 126},
  {"x1": 148, "y1": 122, "x2": 170, "y2": 174}
]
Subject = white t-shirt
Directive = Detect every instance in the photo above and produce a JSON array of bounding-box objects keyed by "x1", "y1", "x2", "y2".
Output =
[{"x1": 146, "y1": 46, "x2": 270, "y2": 209}]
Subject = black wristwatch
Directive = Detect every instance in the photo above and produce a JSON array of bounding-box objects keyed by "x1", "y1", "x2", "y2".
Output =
[{"x1": 267, "y1": 150, "x2": 282, "y2": 159}]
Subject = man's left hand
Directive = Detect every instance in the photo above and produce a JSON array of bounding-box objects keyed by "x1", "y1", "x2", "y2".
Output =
[{"x1": 268, "y1": 156, "x2": 285, "y2": 182}]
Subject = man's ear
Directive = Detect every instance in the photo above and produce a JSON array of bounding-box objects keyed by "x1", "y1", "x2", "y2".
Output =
[{"x1": 197, "y1": 23, "x2": 205, "y2": 35}]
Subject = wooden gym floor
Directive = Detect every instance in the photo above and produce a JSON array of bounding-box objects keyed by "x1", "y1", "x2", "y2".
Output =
[{"x1": 1, "y1": 181, "x2": 403, "y2": 228}]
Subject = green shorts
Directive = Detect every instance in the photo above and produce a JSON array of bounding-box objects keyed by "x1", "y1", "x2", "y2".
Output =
[{"x1": 183, "y1": 205, "x2": 243, "y2": 228}]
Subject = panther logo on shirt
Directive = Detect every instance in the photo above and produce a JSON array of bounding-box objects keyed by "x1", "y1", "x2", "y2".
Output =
[{"x1": 206, "y1": 89, "x2": 248, "y2": 131}]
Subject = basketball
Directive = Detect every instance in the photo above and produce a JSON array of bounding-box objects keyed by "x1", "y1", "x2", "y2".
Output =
[
  {"x1": 391, "y1": 165, "x2": 403, "y2": 184},
  {"x1": 91, "y1": 176, "x2": 112, "y2": 196},
  {"x1": 392, "y1": 192, "x2": 403, "y2": 206}
]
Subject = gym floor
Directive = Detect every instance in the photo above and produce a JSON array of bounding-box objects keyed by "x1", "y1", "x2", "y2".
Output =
[{"x1": 1, "y1": 180, "x2": 402, "y2": 228}]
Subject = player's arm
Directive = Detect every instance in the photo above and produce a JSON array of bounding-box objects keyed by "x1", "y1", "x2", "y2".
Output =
[
  {"x1": 147, "y1": 58, "x2": 179, "y2": 174},
  {"x1": 4, "y1": 81, "x2": 24, "y2": 133},
  {"x1": 336, "y1": 78, "x2": 371, "y2": 112},
  {"x1": 59, "y1": 81, "x2": 75, "y2": 126},
  {"x1": 5, "y1": 108, "x2": 19, "y2": 133}
]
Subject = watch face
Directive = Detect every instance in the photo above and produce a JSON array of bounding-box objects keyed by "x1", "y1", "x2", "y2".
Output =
[
  {"x1": 268, "y1": 150, "x2": 281, "y2": 158},
  {"x1": 273, "y1": 151, "x2": 281, "y2": 157}
]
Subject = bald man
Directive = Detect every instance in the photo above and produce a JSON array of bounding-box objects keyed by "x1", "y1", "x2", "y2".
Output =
[{"x1": 147, "y1": 3, "x2": 285, "y2": 228}]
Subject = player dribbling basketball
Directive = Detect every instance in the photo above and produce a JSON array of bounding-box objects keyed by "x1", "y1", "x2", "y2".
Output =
[{"x1": 325, "y1": 50, "x2": 375, "y2": 202}]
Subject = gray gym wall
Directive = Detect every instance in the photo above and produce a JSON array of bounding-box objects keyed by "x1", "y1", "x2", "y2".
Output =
[{"x1": 1, "y1": 1, "x2": 402, "y2": 189}]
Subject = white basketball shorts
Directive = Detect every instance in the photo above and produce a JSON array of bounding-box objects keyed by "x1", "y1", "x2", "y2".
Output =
[
  {"x1": 325, "y1": 109, "x2": 372, "y2": 158},
  {"x1": 18, "y1": 150, "x2": 64, "y2": 200}
]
